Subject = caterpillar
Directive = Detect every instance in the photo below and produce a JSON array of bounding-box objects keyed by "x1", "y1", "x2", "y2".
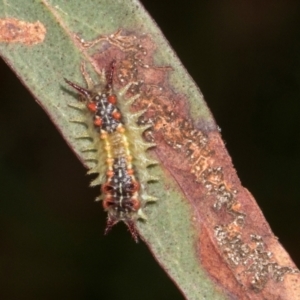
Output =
[{"x1": 64, "y1": 60, "x2": 157, "y2": 242}]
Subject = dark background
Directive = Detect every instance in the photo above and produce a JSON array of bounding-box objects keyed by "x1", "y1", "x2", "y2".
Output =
[{"x1": 1, "y1": 1, "x2": 300, "y2": 299}]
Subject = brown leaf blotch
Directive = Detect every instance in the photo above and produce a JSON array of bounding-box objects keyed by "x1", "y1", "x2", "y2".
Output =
[
  {"x1": 0, "y1": 18, "x2": 46, "y2": 45},
  {"x1": 73, "y1": 29, "x2": 299, "y2": 298}
]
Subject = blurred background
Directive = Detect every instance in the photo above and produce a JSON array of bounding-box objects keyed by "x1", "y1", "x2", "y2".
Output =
[{"x1": 1, "y1": 1, "x2": 300, "y2": 299}]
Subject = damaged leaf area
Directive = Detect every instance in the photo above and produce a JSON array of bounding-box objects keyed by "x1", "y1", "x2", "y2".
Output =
[
  {"x1": 73, "y1": 29, "x2": 299, "y2": 299},
  {"x1": 0, "y1": 18, "x2": 46, "y2": 45}
]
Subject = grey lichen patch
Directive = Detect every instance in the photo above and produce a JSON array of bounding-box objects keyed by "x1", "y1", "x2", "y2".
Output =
[
  {"x1": 215, "y1": 227, "x2": 299, "y2": 291},
  {"x1": 0, "y1": 18, "x2": 46, "y2": 45}
]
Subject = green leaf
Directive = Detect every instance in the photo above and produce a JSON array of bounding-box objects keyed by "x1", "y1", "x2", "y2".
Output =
[{"x1": 1, "y1": 1, "x2": 299, "y2": 299}]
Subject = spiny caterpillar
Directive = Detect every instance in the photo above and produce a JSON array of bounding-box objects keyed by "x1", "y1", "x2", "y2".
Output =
[{"x1": 64, "y1": 60, "x2": 157, "y2": 242}]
